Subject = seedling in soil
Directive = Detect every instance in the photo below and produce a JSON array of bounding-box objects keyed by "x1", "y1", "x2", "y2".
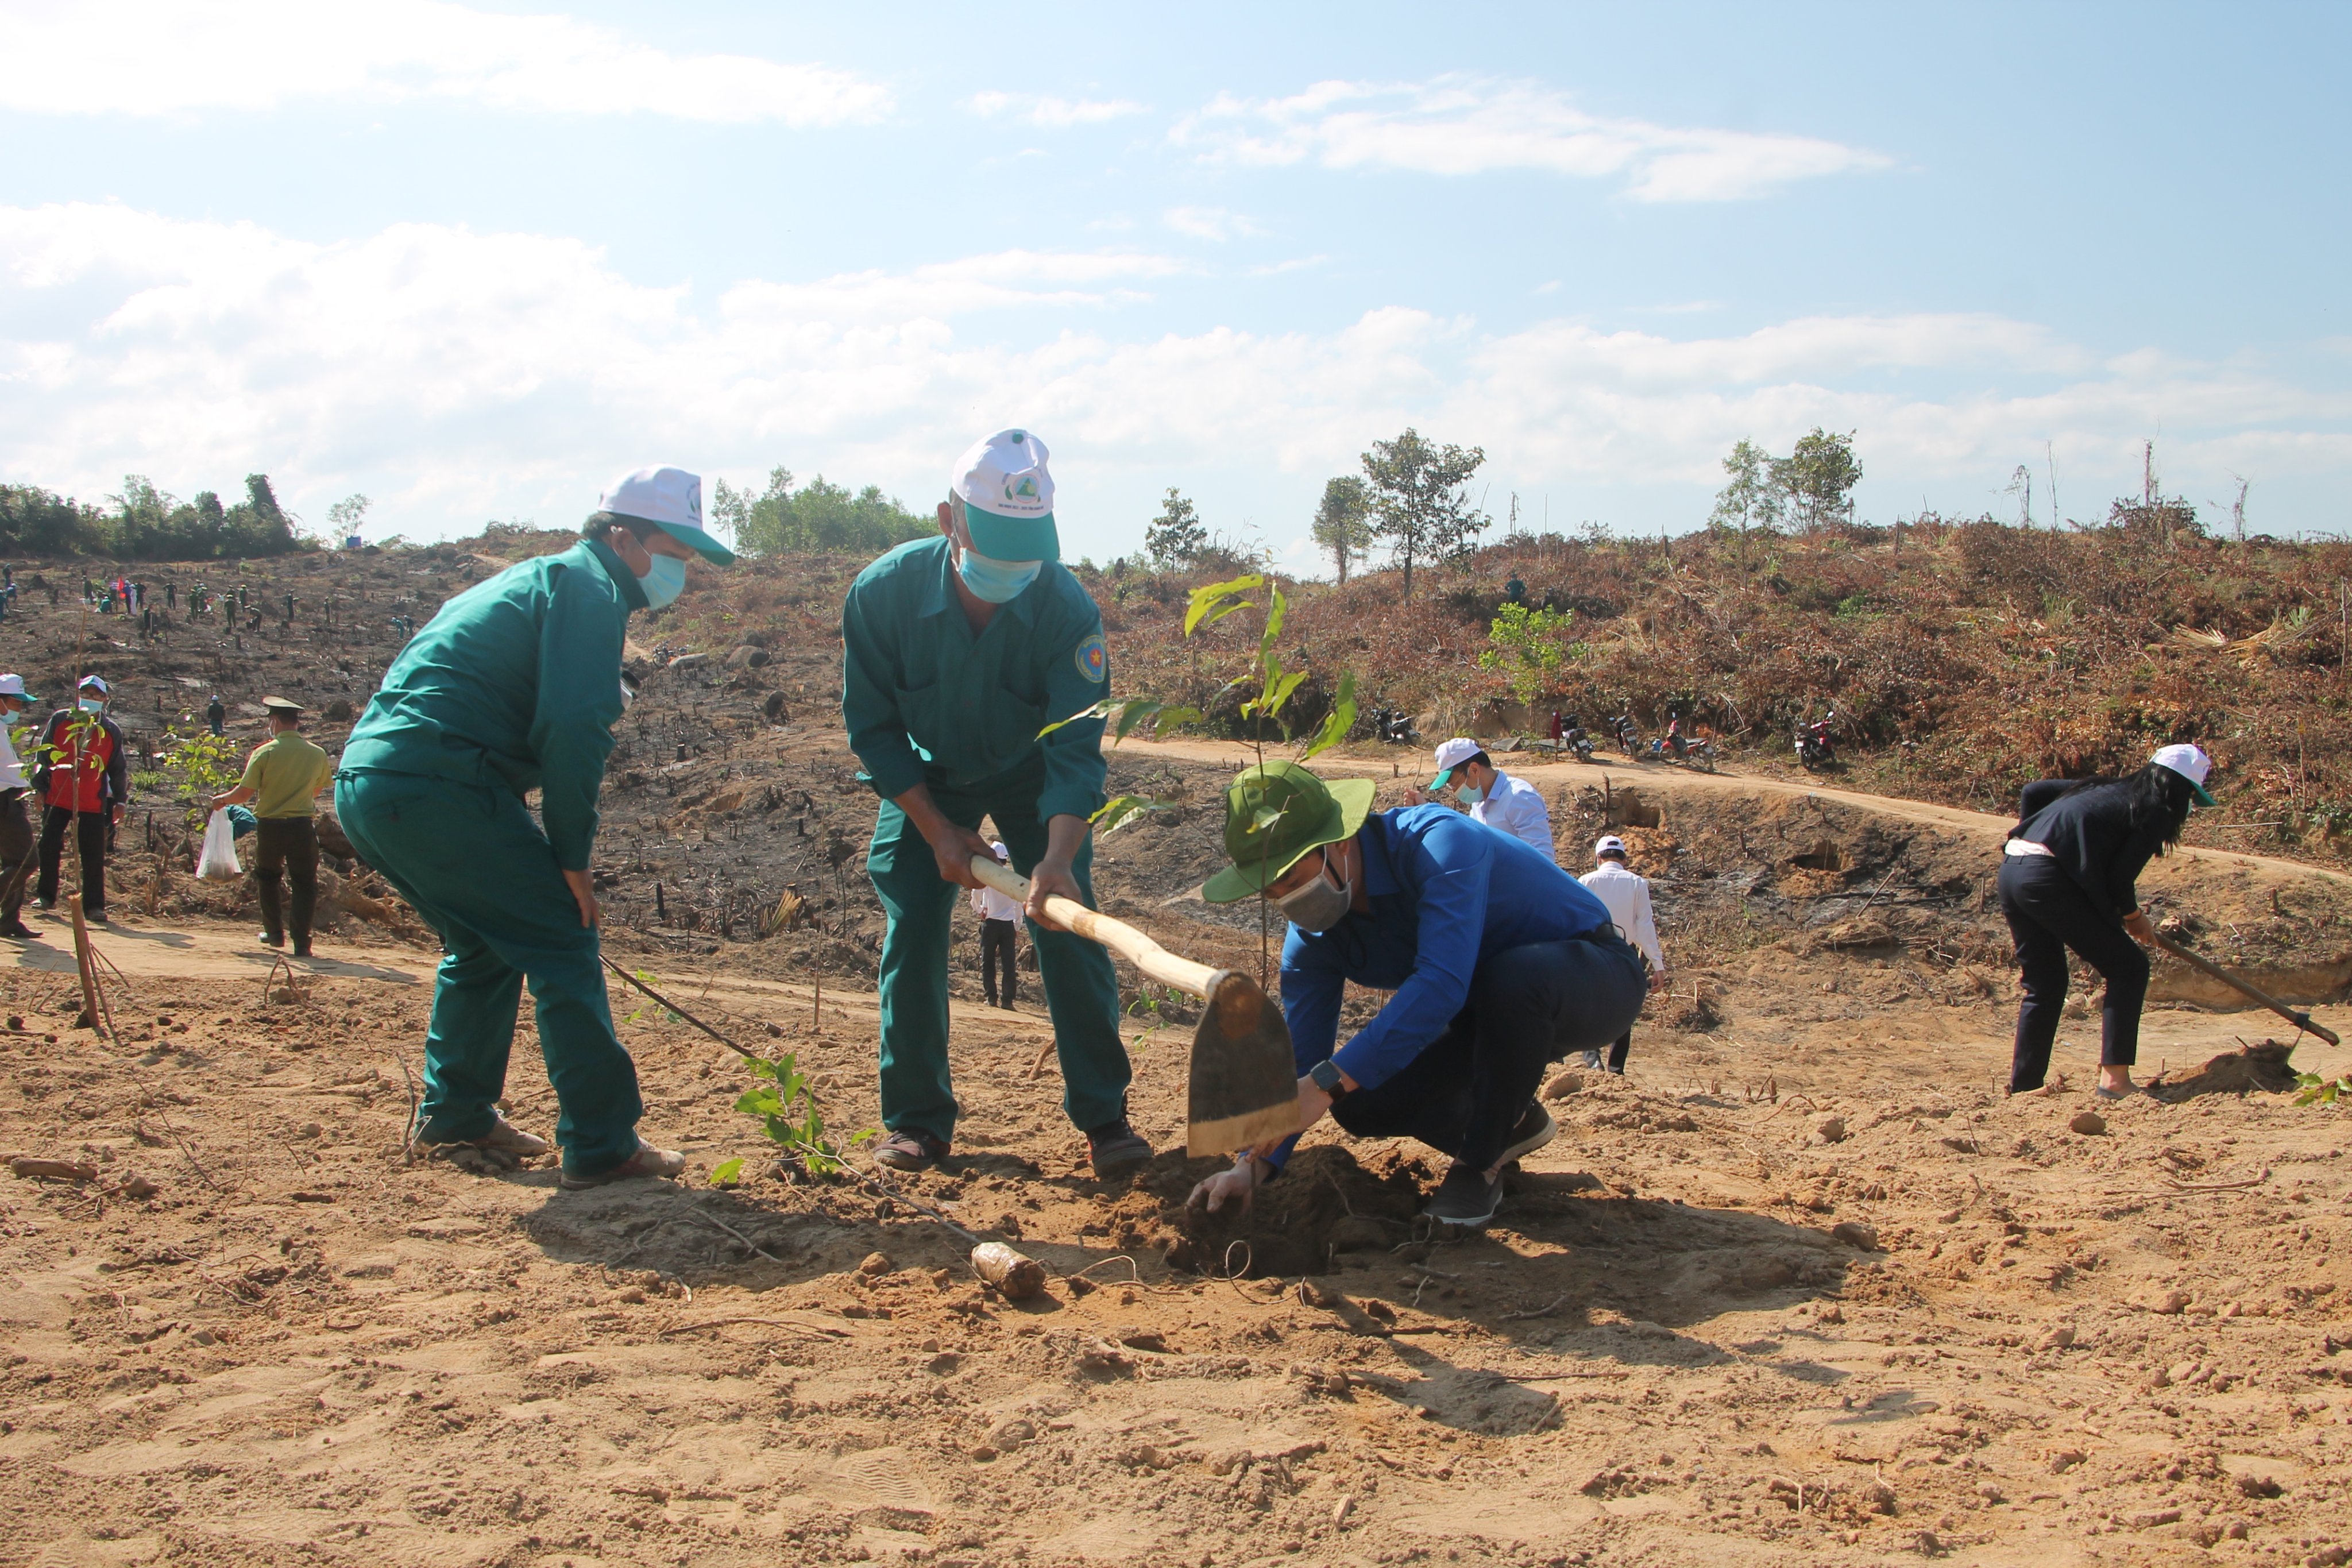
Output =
[
  {"x1": 2293, "y1": 1071, "x2": 2352, "y2": 1107},
  {"x1": 713, "y1": 1051, "x2": 871, "y2": 1184}
]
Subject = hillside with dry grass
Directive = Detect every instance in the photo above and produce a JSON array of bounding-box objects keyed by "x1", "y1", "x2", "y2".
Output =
[{"x1": 1078, "y1": 513, "x2": 2352, "y2": 866}]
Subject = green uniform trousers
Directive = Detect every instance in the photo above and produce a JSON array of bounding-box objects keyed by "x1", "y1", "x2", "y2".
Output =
[
  {"x1": 869, "y1": 763, "x2": 1129, "y2": 1141},
  {"x1": 334, "y1": 770, "x2": 644, "y2": 1175}
]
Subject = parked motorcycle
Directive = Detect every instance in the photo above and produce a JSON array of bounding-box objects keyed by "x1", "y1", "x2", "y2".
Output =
[
  {"x1": 1795, "y1": 712, "x2": 1838, "y2": 771},
  {"x1": 1369, "y1": 705, "x2": 1422, "y2": 746},
  {"x1": 1567, "y1": 728, "x2": 1597, "y2": 764}
]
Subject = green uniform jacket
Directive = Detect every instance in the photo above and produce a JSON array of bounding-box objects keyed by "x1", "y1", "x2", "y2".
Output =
[
  {"x1": 841, "y1": 538, "x2": 1110, "y2": 821},
  {"x1": 343, "y1": 539, "x2": 646, "y2": 870}
]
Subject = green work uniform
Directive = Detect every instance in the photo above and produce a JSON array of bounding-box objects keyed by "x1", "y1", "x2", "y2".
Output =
[
  {"x1": 841, "y1": 538, "x2": 1127, "y2": 1142},
  {"x1": 240, "y1": 732, "x2": 334, "y2": 818},
  {"x1": 335, "y1": 538, "x2": 646, "y2": 1176}
]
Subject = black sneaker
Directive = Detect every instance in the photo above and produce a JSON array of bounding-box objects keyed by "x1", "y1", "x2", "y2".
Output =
[
  {"x1": 1086, "y1": 1119, "x2": 1153, "y2": 1180},
  {"x1": 257, "y1": 930, "x2": 285, "y2": 948},
  {"x1": 1425, "y1": 1164, "x2": 1504, "y2": 1228},
  {"x1": 1497, "y1": 1101, "x2": 1558, "y2": 1166},
  {"x1": 0, "y1": 921, "x2": 34, "y2": 940}
]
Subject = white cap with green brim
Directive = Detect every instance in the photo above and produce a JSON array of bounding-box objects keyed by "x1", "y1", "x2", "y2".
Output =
[
  {"x1": 599, "y1": 465, "x2": 735, "y2": 565},
  {"x1": 951, "y1": 428, "x2": 1058, "y2": 562},
  {"x1": 2152, "y1": 742, "x2": 2217, "y2": 807}
]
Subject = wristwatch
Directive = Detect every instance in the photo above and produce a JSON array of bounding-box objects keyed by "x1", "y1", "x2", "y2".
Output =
[{"x1": 1309, "y1": 1059, "x2": 1349, "y2": 1099}]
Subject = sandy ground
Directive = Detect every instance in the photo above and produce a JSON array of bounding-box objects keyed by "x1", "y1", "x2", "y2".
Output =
[{"x1": 7, "y1": 758, "x2": 2352, "y2": 1567}]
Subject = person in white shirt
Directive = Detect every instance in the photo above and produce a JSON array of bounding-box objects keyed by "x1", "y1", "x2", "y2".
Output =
[
  {"x1": 1429, "y1": 737, "x2": 1556, "y2": 862},
  {"x1": 968, "y1": 838, "x2": 1024, "y2": 1009},
  {"x1": 1577, "y1": 835, "x2": 1669, "y2": 1072},
  {"x1": 0, "y1": 675, "x2": 38, "y2": 940}
]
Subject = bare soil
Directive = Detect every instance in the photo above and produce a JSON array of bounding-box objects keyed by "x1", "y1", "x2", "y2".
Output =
[{"x1": 7, "y1": 547, "x2": 2352, "y2": 1565}]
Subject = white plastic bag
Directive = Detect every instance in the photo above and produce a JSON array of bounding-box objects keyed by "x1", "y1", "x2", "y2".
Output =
[{"x1": 196, "y1": 808, "x2": 242, "y2": 880}]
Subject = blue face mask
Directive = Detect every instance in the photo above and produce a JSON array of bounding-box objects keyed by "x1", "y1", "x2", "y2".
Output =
[
  {"x1": 957, "y1": 547, "x2": 1042, "y2": 604},
  {"x1": 78, "y1": 698, "x2": 105, "y2": 715},
  {"x1": 1456, "y1": 783, "x2": 1485, "y2": 806},
  {"x1": 637, "y1": 553, "x2": 687, "y2": 611}
]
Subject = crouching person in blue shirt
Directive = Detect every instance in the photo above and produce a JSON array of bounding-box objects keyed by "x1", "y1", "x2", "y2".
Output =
[{"x1": 1188, "y1": 762, "x2": 1647, "y2": 1228}]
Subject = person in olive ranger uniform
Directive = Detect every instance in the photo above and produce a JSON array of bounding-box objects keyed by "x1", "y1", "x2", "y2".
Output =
[
  {"x1": 336, "y1": 466, "x2": 732, "y2": 1188},
  {"x1": 840, "y1": 429, "x2": 1148, "y2": 1181}
]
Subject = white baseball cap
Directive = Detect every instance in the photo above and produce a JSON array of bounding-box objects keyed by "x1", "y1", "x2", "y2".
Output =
[
  {"x1": 598, "y1": 466, "x2": 735, "y2": 564},
  {"x1": 1428, "y1": 736, "x2": 1484, "y2": 790},
  {"x1": 0, "y1": 675, "x2": 33, "y2": 700},
  {"x1": 2151, "y1": 743, "x2": 2216, "y2": 806},
  {"x1": 1594, "y1": 835, "x2": 1628, "y2": 859},
  {"x1": 951, "y1": 429, "x2": 1057, "y2": 562},
  {"x1": 77, "y1": 674, "x2": 108, "y2": 695}
]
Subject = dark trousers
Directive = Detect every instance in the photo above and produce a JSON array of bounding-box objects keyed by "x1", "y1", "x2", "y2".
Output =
[
  {"x1": 0, "y1": 791, "x2": 33, "y2": 925},
  {"x1": 1998, "y1": 853, "x2": 2149, "y2": 1090},
  {"x1": 254, "y1": 817, "x2": 320, "y2": 951},
  {"x1": 1334, "y1": 931, "x2": 1647, "y2": 1172},
  {"x1": 979, "y1": 917, "x2": 1018, "y2": 1005},
  {"x1": 36, "y1": 805, "x2": 108, "y2": 914}
]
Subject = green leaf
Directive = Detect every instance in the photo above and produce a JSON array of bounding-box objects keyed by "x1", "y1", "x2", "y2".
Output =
[
  {"x1": 1092, "y1": 794, "x2": 1170, "y2": 836},
  {"x1": 735, "y1": 1087, "x2": 785, "y2": 1117},
  {"x1": 1113, "y1": 701, "x2": 1164, "y2": 743},
  {"x1": 1257, "y1": 581, "x2": 1287, "y2": 666},
  {"x1": 1184, "y1": 573, "x2": 1264, "y2": 636},
  {"x1": 1249, "y1": 805, "x2": 1285, "y2": 834},
  {"x1": 1258, "y1": 669, "x2": 1307, "y2": 719},
  {"x1": 1297, "y1": 671, "x2": 1357, "y2": 763},
  {"x1": 709, "y1": 1157, "x2": 746, "y2": 1188},
  {"x1": 1153, "y1": 706, "x2": 1204, "y2": 731},
  {"x1": 1037, "y1": 696, "x2": 1125, "y2": 739}
]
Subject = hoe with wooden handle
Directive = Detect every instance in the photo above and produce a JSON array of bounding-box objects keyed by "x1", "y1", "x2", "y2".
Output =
[
  {"x1": 971, "y1": 855, "x2": 1301, "y2": 1156},
  {"x1": 2149, "y1": 932, "x2": 2341, "y2": 1046}
]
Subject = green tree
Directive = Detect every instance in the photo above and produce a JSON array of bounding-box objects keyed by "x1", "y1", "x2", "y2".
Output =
[
  {"x1": 1478, "y1": 602, "x2": 1579, "y2": 703},
  {"x1": 1361, "y1": 427, "x2": 1487, "y2": 602},
  {"x1": 1708, "y1": 439, "x2": 1785, "y2": 537},
  {"x1": 1145, "y1": 487, "x2": 1207, "y2": 567},
  {"x1": 725, "y1": 466, "x2": 933, "y2": 558},
  {"x1": 0, "y1": 486, "x2": 105, "y2": 555},
  {"x1": 326, "y1": 494, "x2": 370, "y2": 542},
  {"x1": 1770, "y1": 428, "x2": 1862, "y2": 535},
  {"x1": 1310, "y1": 474, "x2": 1375, "y2": 584}
]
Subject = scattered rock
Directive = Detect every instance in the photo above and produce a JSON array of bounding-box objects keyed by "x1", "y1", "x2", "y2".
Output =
[
  {"x1": 1116, "y1": 1326, "x2": 1169, "y2": 1353},
  {"x1": 1542, "y1": 1068, "x2": 1582, "y2": 1100},
  {"x1": 1830, "y1": 1221, "x2": 1879, "y2": 1250},
  {"x1": 2047, "y1": 1448, "x2": 2085, "y2": 1474},
  {"x1": 724, "y1": 644, "x2": 770, "y2": 670},
  {"x1": 2038, "y1": 1325, "x2": 2076, "y2": 1351},
  {"x1": 2237, "y1": 1473, "x2": 2284, "y2": 1499},
  {"x1": 2127, "y1": 1508, "x2": 2183, "y2": 1529},
  {"x1": 986, "y1": 1418, "x2": 1036, "y2": 1452},
  {"x1": 110, "y1": 1173, "x2": 158, "y2": 1200},
  {"x1": 859, "y1": 1251, "x2": 893, "y2": 1276},
  {"x1": 2069, "y1": 1110, "x2": 2107, "y2": 1136},
  {"x1": 1814, "y1": 1303, "x2": 1845, "y2": 1325},
  {"x1": 1814, "y1": 1114, "x2": 1848, "y2": 1144},
  {"x1": 2150, "y1": 1289, "x2": 2191, "y2": 1315},
  {"x1": 1073, "y1": 1337, "x2": 1136, "y2": 1376},
  {"x1": 1863, "y1": 1482, "x2": 1898, "y2": 1515},
  {"x1": 322, "y1": 697, "x2": 354, "y2": 722},
  {"x1": 666, "y1": 652, "x2": 709, "y2": 671},
  {"x1": 761, "y1": 691, "x2": 789, "y2": 723},
  {"x1": 405, "y1": 1216, "x2": 486, "y2": 1238}
]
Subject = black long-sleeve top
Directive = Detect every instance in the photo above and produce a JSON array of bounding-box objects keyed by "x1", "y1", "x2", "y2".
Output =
[{"x1": 2011, "y1": 779, "x2": 2169, "y2": 924}]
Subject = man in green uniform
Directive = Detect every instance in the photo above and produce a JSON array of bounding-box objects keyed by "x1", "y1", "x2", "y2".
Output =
[
  {"x1": 210, "y1": 696, "x2": 335, "y2": 956},
  {"x1": 841, "y1": 428, "x2": 1148, "y2": 1180},
  {"x1": 337, "y1": 465, "x2": 731, "y2": 1187}
]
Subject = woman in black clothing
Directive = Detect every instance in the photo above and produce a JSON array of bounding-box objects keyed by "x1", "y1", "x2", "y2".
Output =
[{"x1": 2000, "y1": 743, "x2": 2215, "y2": 1098}]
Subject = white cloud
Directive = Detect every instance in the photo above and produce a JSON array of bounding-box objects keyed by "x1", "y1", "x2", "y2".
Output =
[
  {"x1": 2, "y1": 202, "x2": 2343, "y2": 554},
  {"x1": 1162, "y1": 206, "x2": 1263, "y2": 242},
  {"x1": 0, "y1": 0, "x2": 890, "y2": 124},
  {"x1": 968, "y1": 92, "x2": 1147, "y2": 128},
  {"x1": 1174, "y1": 77, "x2": 1890, "y2": 201}
]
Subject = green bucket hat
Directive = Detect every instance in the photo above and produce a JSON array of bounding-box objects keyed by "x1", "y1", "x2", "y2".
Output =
[{"x1": 1202, "y1": 761, "x2": 1378, "y2": 905}]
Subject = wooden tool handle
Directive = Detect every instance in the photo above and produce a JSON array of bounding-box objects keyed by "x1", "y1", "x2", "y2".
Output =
[
  {"x1": 2152, "y1": 932, "x2": 2341, "y2": 1046},
  {"x1": 970, "y1": 855, "x2": 1220, "y2": 1000}
]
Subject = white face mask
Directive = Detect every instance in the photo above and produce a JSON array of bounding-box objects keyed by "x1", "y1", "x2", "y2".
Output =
[{"x1": 1275, "y1": 851, "x2": 1354, "y2": 933}]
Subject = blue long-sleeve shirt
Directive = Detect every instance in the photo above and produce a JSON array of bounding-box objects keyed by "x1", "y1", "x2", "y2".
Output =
[{"x1": 1270, "y1": 805, "x2": 1614, "y2": 1163}]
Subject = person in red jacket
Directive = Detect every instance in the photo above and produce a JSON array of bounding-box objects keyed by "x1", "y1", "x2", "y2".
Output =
[{"x1": 32, "y1": 675, "x2": 128, "y2": 922}]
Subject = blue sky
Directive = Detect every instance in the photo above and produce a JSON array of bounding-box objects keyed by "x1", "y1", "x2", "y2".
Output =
[{"x1": 2, "y1": 1, "x2": 2346, "y2": 566}]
